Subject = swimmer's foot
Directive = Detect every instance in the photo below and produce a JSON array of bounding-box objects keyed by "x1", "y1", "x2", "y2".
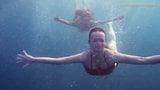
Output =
[{"x1": 107, "y1": 22, "x2": 113, "y2": 27}]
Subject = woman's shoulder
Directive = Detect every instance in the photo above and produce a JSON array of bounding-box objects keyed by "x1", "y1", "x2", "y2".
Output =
[
  {"x1": 82, "y1": 50, "x2": 91, "y2": 56},
  {"x1": 104, "y1": 48, "x2": 116, "y2": 55}
]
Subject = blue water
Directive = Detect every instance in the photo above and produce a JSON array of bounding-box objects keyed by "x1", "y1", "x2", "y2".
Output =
[{"x1": 1, "y1": 0, "x2": 160, "y2": 90}]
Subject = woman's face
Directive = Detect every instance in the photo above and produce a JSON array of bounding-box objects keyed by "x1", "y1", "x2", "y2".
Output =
[{"x1": 89, "y1": 31, "x2": 106, "y2": 52}]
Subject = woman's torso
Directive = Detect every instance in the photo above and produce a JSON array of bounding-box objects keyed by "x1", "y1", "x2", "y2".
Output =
[{"x1": 83, "y1": 49, "x2": 117, "y2": 76}]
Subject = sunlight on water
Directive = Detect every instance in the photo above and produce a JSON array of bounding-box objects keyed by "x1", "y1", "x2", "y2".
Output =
[{"x1": 0, "y1": 0, "x2": 24, "y2": 28}]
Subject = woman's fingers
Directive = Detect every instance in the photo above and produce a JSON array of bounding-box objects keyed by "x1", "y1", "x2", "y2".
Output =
[
  {"x1": 22, "y1": 63, "x2": 30, "y2": 68},
  {"x1": 16, "y1": 50, "x2": 33, "y2": 68},
  {"x1": 16, "y1": 60, "x2": 23, "y2": 63},
  {"x1": 16, "y1": 56, "x2": 21, "y2": 59},
  {"x1": 22, "y1": 50, "x2": 28, "y2": 56}
]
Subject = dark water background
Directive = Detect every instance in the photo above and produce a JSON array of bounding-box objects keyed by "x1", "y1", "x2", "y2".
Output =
[{"x1": 0, "y1": 0, "x2": 160, "y2": 90}]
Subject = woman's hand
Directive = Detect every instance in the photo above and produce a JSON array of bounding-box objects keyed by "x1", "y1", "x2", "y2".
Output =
[
  {"x1": 16, "y1": 50, "x2": 34, "y2": 68},
  {"x1": 54, "y1": 16, "x2": 60, "y2": 21}
]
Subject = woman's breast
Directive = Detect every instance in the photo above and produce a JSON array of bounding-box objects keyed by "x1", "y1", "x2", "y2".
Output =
[{"x1": 83, "y1": 59, "x2": 116, "y2": 76}]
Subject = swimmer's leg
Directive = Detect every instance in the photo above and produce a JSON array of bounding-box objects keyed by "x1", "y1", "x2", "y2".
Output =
[
  {"x1": 106, "y1": 22, "x2": 118, "y2": 67},
  {"x1": 74, "y1": 0, "x2": 89, "y2": 21},
  {"x1": 106, "y1": 22, "x2": 117, "y2": 52},
  {"x1": 74, "y1": 0, "x2": 87, "y2": 10}
]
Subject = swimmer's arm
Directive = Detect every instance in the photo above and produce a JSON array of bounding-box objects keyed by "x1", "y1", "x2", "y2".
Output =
[
  {"x1": 16, "y1": 50, "x2": 86, "y2": 67},
  {"x1": 54, "y1": 17, "x2": 74, "y2": 26},
  {"x1": 94, "y1": 16, "x2": 125, "y2": 25},
  {"x1": 112, "y1": 52, "x2": 160, "y2": 64}
]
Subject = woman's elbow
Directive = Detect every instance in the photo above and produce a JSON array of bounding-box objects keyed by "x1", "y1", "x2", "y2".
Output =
[
  {"x1": 137, "y1": 57, "x2": 148, "y2": 64},
  {"x1": 138, "y1": 57, "x2": 158, "y2": 64}
]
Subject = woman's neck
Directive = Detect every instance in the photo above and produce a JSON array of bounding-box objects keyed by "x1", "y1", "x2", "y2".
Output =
[{"x1": 90, "y1": 49, "x2": 105, "y2": 56}]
